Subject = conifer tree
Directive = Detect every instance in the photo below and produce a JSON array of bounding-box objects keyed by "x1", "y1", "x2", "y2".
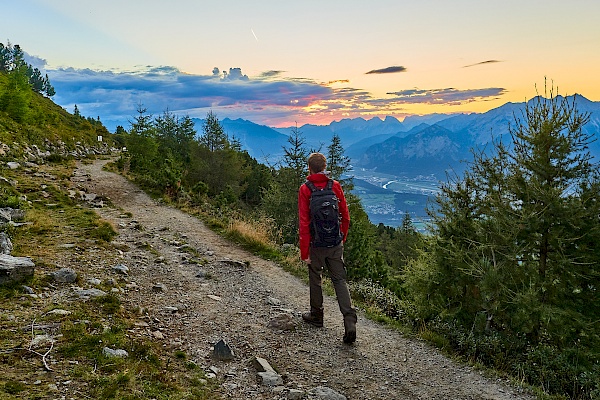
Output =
[
  {"x1": 185, "y1": 111, "x2": 247, "y2": 200},
  {"x1": 0, "y1": 59, "x2": 31, "y2": 122},
  {"x1": 0, "y1": 43, "x2": 8, "y2": 71},
  {"x1": 282, "y1": 124, "x2": 309, "y2": 189},
  {"x1": 200, "y1": 110, "x2": 228, "y2": 151},
  {"x1": 415, "y1": 84, "x2": 600, "y2": 347},
  {"x1": 43, "y1": 74, "x2": 55, "y2": 97},
  {"x1": 126, "y1": 104, "x2": 158, "y2": 172},
  {"x1": 261, "y1": 124, "x2": 309, "y2": 243},
  {"x1": 129, "y1": 104, "x2": 154, "y2": 136},
  {"x1": 327, "y1": 132, "x2": 352, "y2": 188}
]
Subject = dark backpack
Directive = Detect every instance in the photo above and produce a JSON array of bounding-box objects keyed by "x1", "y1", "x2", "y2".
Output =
[{"x1": 305, "y1": 179, "x2": 343, "y2": 248}]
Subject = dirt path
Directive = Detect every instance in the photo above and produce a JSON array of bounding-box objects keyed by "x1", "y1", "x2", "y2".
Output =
[{"x1": 74, "y1": 158, "x2": 533, "y2": 400}]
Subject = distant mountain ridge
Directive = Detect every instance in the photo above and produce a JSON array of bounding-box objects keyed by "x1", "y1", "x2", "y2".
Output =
[
  {"x1": 193, "y1": 95, "x2": 600, "y2": 178},
  {"x1": 358, "y1": 124, "x2": 464, "y2": 176}
]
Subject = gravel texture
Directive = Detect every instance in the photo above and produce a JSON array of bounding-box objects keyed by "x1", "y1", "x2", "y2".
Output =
[{"x1": 72, "y1": 158, "x2": 535, "y2": 400}]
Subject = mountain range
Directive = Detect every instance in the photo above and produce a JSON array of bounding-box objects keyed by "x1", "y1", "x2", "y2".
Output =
[{"x1": 193, "y1": 95, "x2": 600, "y2": 179}]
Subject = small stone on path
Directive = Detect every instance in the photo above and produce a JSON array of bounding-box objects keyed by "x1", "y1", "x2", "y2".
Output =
[{"x1": 212, "y1": 339, "x2": 235, "y2": 360}]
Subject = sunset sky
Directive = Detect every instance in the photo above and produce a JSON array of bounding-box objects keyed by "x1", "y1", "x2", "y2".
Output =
[{"x1": 4, "y1": 0, "x2": 600, "y2": 130}]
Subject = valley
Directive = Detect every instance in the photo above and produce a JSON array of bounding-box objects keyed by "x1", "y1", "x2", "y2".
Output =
[{"x1": 349, "y1": 168, "x2": 441, "y2": 230}]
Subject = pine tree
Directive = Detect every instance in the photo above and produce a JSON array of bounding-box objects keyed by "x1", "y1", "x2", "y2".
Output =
[
  {"x1": 0, "y1": 43, "x2": 8, "y2": 71},
  {"x1": 129, "y1": 104, "x2": 154, "y2": 136},
  {"x1": 282, "y1": 124, "x2": 309, "y2": 189},
  {"x1": 10, "y1": 44, "x2": 25, "y2": 70},
  {"x1": 420, "y1": 84, "x2": 600, "y2": 346},
  {"x1": 184, "y1": 111, "x2": 247, "y2": 200},
  {"x1": 200, "y1": 110, "x2": 229, "y2": 151},
  {"x1": 27, "y1": 66, "x2": 44, "y2": 93},
  {"x1": 261, "y1": 124, "x2": 309, "y2": 243},
  {"x1": 126, "y1": 104, "x2": 158, "y2": 173},
  {"x1": 0, "y1": 60, "x2": 31, "y2": 122},
  {"x1": 43, "y1": 74, "x2": 55, "y2": 97},
  {"x1": 327, "y1": 132, "x2": 352, "y2": 188}
]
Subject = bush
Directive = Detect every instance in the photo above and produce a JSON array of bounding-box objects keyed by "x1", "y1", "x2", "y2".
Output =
[
  {"x1": 0, "y1": 186, "x2": 23, "y2": 208},
  {"x1": 90, "y1": 220, "x2": 117, "y2": 242},
  {"x1": 351, "y1": 279, "x2": 405, "y2": 320},
  {"x1": 423, "y1": 316, "x2": 599, "y2": 399},
  {"x1": 519, "y1": 344, "x2": 598, "y2": 399}
]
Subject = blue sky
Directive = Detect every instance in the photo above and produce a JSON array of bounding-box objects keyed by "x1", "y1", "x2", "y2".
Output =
[{"x1": 4, "y1": 0, "x2": 600, "y2": 130}]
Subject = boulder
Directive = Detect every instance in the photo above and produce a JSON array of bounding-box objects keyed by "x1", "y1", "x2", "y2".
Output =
[
  {"x1": 0, "y1": 254, "x2": 35, "y2": 285},
  {"x1": 52, "y1": 268, "x2": 78, "y2": 283},
  {"x1": 0, "y1": 208, "x2": 25, "y2": 224},
  {"x1": 0, "y1": 232, "x2": 13, "y2": 255}
]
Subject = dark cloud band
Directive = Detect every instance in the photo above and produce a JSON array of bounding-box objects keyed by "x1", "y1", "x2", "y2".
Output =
[
  {"x1": 463, "y1": 60, "x2": 502, "y2": 68},
  {"x1": 386, "y1": 87, "x2": 507, "y2": 104},
  {"x1": 366, "y1": 66, "x2": 407, "y2": 74}
]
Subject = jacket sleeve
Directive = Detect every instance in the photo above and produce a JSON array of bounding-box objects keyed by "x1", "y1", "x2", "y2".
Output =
[
  {"x1": 334, "y1": 181, "x2": 350, "y2": 242},
  {"x1": 298, "y1": 184, "x2": 312, "y2": 260}
]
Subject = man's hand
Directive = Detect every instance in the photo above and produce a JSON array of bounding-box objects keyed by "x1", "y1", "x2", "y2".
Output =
[{"x1": 302, "y1": 257, "x2": 311, "y2": 265}]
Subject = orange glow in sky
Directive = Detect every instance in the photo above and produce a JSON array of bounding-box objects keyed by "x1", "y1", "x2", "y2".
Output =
[{"x1": 3, "y1": 0, "x2": 600, "y2": 129}]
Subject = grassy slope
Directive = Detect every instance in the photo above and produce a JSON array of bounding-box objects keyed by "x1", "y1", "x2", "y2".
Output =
[
  {"x1": 0, "y1": 82, "x2": 221, "y2": 398},
  {"x1": 0, "y1": 72, "x2": 110, "y2": 149}
]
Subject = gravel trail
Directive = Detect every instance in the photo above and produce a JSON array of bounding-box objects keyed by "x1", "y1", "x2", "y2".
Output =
[{"x1": 74, "y1": 158, "x2": 533, "y2": 400}]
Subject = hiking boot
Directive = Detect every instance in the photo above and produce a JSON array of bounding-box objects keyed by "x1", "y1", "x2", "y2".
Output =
[
  {"x1": 343, "y1": 315, "x2": 357, "y2": 344},
  {"x1": 302, "y1": 310, "x2": 323, "y2": 327}
]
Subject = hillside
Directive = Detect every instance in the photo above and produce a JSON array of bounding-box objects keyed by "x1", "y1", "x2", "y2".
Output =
[
  {"x1": 0, "y1": 71, "x2": 110, "y2": 153},
  {"x1": 358, "y1": 124, "x2": 464, "y2": 176},
  {"x1": 354, "y1": 94, "x2": 600, "y2": 178}
]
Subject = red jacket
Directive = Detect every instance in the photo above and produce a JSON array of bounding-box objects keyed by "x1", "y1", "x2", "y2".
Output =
[{"x1": 298, "y1": 173, "x2": 350, "y2": 260}]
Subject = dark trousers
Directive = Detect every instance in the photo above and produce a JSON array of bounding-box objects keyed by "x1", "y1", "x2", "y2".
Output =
[{"x1": 308, "y1": 243, "x2": 356, "y2": 321}]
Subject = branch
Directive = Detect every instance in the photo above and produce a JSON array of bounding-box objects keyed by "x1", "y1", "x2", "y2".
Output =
[{"x1": 27, "y1": 318, "x2": 54, "y2": 372}]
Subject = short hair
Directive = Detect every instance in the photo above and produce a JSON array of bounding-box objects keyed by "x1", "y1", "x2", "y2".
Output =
[{"x1": 308, "y1": 152, "x2": 327, "y2": 173}]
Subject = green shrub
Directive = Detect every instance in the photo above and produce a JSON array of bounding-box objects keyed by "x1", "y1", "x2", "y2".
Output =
[
  {"x1": 93, "y1": 294, "x2": 121, "y2": 314},
  {"x1": 3, "y1": 380, "x2": 26, "y2": 394},
  {"x1": 351, "y1": 279, "x2": 405, "y2": 320},
  {"x1": 0, "y1": 186, "x2": 23, "y2": 208},
  {"x1": 91, "y1": 220, "x2": 117, "y2": 242},
  {"x1": 519, "y1": 344, "x2": 598, "y2": 399}
]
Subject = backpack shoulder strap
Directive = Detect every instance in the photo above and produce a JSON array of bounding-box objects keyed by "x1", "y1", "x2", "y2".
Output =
[
  {"x1": 325, "y1": 179, "x2": 334, "y2": 190},
  {"x1": 305, "y1": 180, "x2": 318, "y2": 192}
]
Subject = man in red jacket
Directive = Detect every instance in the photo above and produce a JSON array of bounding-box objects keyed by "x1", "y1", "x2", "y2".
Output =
[{"x1": 298, "y1": 152, "x2": 357, "y2": 344}]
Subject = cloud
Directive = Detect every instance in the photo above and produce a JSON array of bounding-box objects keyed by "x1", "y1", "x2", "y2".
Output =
[
  {"x1": 365, "y1": 66, "x2": 407, "y2": 74},
  {"x1": 386, "y1": 87, "x2": 507, "y2": 105},
  {"x1": 44, "y1": 63, "x2": 508, "y2": 130},
  {"x1": 259, "y1": 70, "x2": 285, "y2": 79},
  {"x1": 223, "y1": 67, "x2": 249, "y2": 81},
  {"x1": 463, "y1": 60, "x2": 502, "y2": 68},
  {"x1": 326, "y1": 79, "x2": 350, "y2": 85},
  {"x1": 211, "y1": 67, "x2": 249, "y2": 80},
  {"x1": 23, "y1": 53, "x2": 48, "y2": 70},
  {"x1": 48, "y1": 65, "x2": 335, "y2": 124}
]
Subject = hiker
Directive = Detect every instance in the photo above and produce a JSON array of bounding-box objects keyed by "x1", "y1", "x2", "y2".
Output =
[{"x1": 298, "y1": 152, "x2": 357, "y2": 344}]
